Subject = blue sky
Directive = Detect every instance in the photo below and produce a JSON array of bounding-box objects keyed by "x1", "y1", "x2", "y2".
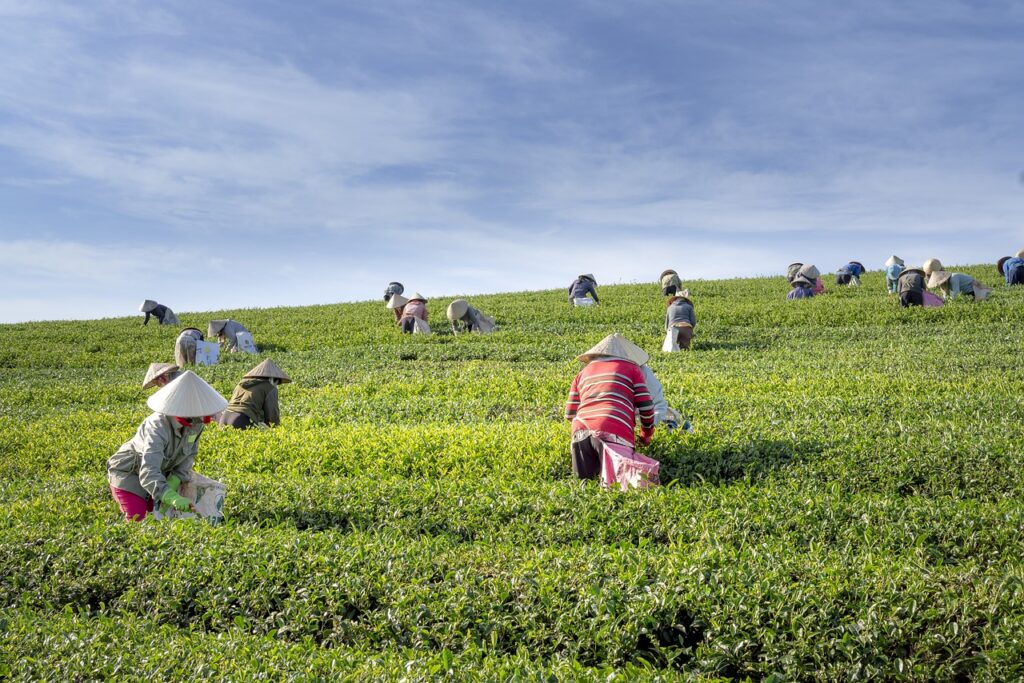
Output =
[{"x1": 0, "y1": 0, "x2": 1021, "y2": 322}]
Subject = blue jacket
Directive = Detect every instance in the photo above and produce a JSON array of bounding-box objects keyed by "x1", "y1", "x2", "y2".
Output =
[
  {"x1": 1003, "y1": 257, "x2": 1024, "y2": 284},
  {"x1": 787, "y1": 285, "x2": 814, "y2": 300},
  {"x1": 884, "y1": 264, "x2": 904, "y2": 293},
  {"x1": 838, "y1": 262, "x2": 864, "y2": 277}
]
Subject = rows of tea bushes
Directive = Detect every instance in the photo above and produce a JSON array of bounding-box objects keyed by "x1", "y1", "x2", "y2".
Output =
[{"x1": 2, "y1": 266, "x2": 1024, "y2": 679}]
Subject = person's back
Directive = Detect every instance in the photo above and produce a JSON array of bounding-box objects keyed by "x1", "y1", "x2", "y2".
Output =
[
  {"x1": 568, "y1": 275, "x2": 598, "y2": 304},
  {"x1": 665, "y1": 299, "x2": 695, "y2": 328},
  {"x1": 225, "y1": 378, "x2": 279, "y2": 426},
  {"x1": 1001, "y1": 256, "x2": 1024, "y2": 285},
  {"x1": 566, "y1": 358, "x2": 652, "y2": 445}
]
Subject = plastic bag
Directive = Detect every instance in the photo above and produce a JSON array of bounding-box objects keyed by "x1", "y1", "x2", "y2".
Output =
[
  {"x1": 661, "y1": 329, "x2": 678, "y2": 353},
  {"x1": 573, "y1": 298, "x2": 596, "y2": 307},
  {"x1": 195, "y1": 340, "x2": 220, "y2": 366},
  {"x1": 600, "y1": 441, "x2": 660, "y2": 491},
  {"x1": 235, "y1": 331, "x2": 258, "y2": 353},
  {"x1": 922, "y1": 291, "x2": 944, "y2": 307},
  {"x1": 413, "y1": 318, "x2": 432, "y2": 335},
  {"x1": 152, "y1": 472, "x2": 226, "y2": 524}
]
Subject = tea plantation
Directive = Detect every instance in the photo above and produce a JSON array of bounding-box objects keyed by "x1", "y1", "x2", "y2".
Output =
[{"x1": 2, "y1": 266, "x2": 1023, "y2": 681}]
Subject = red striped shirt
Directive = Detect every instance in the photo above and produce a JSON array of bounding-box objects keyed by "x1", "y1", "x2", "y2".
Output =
[{"x1": 565, "y1": 359, "x2": 654, "y2": 445}]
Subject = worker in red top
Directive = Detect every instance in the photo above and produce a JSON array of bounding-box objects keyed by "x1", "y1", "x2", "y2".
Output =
[{"x1": 565, "y1": 333, "x2": 656, "y2": 480}]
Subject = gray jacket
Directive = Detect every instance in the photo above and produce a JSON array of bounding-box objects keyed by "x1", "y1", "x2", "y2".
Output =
[
  {"x1": 665, "y1": 300, "x2": 696, "y2": 330},
  {"x1": 107, "y1": 413, "x2": 203, "y2": 501}
]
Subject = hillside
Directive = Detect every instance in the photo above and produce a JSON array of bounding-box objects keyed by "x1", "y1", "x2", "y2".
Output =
[{"x1": 2, "y1": 265, "x2": 1023, "y2": 680}]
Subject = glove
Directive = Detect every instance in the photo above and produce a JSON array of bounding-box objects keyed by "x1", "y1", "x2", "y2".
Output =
[
  {"x1": 166, "y1": 475, "x2": 182, "y2": 494},
  {"x1": 640, "y1": 427, "x2": 654, "y2": 446},
  {"x1": 160, "y1": 487, "x2": 192, "y2": 512}
]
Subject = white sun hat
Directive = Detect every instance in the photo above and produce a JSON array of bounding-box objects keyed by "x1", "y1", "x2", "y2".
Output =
[
  {"x1": 447, "y1": 299, "x2": 469, "y2": 321},
  {"x1": 243, "y1": 358, "x2": 292, "y2": 384},
  {"x1": 884, "y1": 255, "x2": 905, "y2": 267},
  {"x1": 142, "y1": 362, "x2": 180, "y2": 390},
  {"x1": 796, "y1": 264, "x2": 820, "y2": 280},
  {"x1": 386, "y1": 294, "x2": 409, "y2": 309},
  {"x1": 407, "y1": 292, "x2": 427, "y2": 302},
  {"x1": 139, "y1": 300, "x2": 158, "y2": 313},
  {"x1": 922, "y1": 258, "x2": 943, "y2": 276},
  {"x1": 147, "y1": 370, "x2": 227, "y2": 417},
  {"x1": 927, "y1": 270, "x2": 952, "y2": 288},
  {"x1": 577, "y1": 333, "x2": 650, "y2": 366}
]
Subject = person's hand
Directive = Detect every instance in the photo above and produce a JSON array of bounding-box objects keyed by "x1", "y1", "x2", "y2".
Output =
[
  {"x1": 161, "y1": 488, "x2": 192, "y2": 512},
  {"x1": 166, "y1": 475, "x2": 182, "y2": 494},
  {"x1": 640, "y1": 427, "x2": 654, "y2": 446}
]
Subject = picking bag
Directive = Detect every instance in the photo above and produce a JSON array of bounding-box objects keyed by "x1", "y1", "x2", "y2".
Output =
[
  {"x1": 235, "y1": 331, "x2": 258, "y2": 353},
  {"x1": 600, "y1": 441, "x2": 660, "y2": 491},
  {"x1": 152, "y1": 472, "x2": 226, "y2": 524},
  {"x1": 922, "y1": 291, "x2": 944, "y2": 307},
  {"x1": 195, "y1": 340, "x2": 220, "y2": 366},
  {"x1": 661, "y1": 329, "x2": 678, "y2": 352},
  {"x1": 412, "y1": 318, "x2": 432, "y2": 335}
]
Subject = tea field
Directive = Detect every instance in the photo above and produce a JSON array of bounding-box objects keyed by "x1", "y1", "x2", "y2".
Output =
[{"x1": 2, "y1": 266, "x2": 1023, "y2": 681}]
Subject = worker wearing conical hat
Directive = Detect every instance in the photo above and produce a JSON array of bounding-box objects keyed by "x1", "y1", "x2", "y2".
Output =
[
  {"x1": 795, "y1": 264, "x2": 824, "y2": 295},
  {"x1": 922, "y1": 258, "x2": 943, "y2": 277},
  {"x1": 896, "y1": 267, "x2": 926, "y2": 307},
  {"x1": 208, "y1": 319, "x2": 253, "y2": 353},
  {"x1": 396, "y1": 292, "x2": 429, "y2": 334},
  {"x1": 997, "y1": 251, "x2": 1024, "y2": 286},
  {"x1": 219, "y1": 359, "x2": 292, "y2": 429},
  {"x1": 660, "y1": 269, "x2": 683, "y2": 296},
  {"x1": 884, "y1": 256, "x2": 905, "y2": 294},
  {"x1": 835, "y1": 261, "x2": 865, "y2": 287},
  {"x1": 785, "y1": 263, "x2": 804, "y2": 283},
  {"x1": 174, "y1": 328, "x2": 205, "y2": 366},
  {"x1": 108, "y1": 371, "x2": 227, "y2": 521},
  {"x1": 142, "y1": 362, "x2": 180, "y2": 390},
  {"x1": 787, "y1": 275, "x2": 816, "y2": 300},
  {"x1": 139, "y1": 299, "x2": 179, "y2": 326},
  {"x1": 383, "y1": 281, "x2": 404, "y2": 302},
  {"x1": 386, "y1": 293, "x2": 409, "y2": 322},
  {"x1": 928, "y1": 270, "x2": 991, "y2": 302},
  {"x1": 568, "y1": 274, "x2": 599, "y2": 306},
  {"x1": 446, "y1": 299, "x2": 497, "y2": 335},
  {"x1": 664, "y1": 291, "x2": 696, "y2": 350},
  {"x1": 565, "y1": 334, "x2": 655, "y2": 480}
]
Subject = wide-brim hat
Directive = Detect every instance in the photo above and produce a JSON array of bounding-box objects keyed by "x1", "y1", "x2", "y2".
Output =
[
  {"x1": 928, "y1": 270, "x2": 952, "y2": 288},
  {"x1": 139, "y1": 300, "x2": 158, "y2": 313},
  {"x1": 923, "y1": 258, "x2": 943, "y2": 275},
  {"x1": 142, "y1": 362, "x2": 179, "y2": 390},
  {"x1": 791, "y1": 275, "x2": 813, "y2": 288},
  {"x1": 577, "y1": 274, "x2": 596, "y2": 284},
  {"x1": 660, "y1": 269, "x2": 677, "y2": 279},
  {"x1": 407, "y1": 292, "x2": 427, "y2": 302},
  {"x1": 787, "y1": 262, "x2": 803, "y2": 270},
  {"x1": 884, "y1": 255, "x2": 904, "y2": 267},
  {"x1": 447, "y1": 299, "x2": 469, "y2": 321},
  {"x1": 899, "y1": 267, "x2": 925, "y2": 279},
  {"x1": 997, "y1": 256, "x2": 1010, "y2": 275},
  {"x1": 850, "y1": 261, "x2": 865, "y2": 272},
  {"x1": 208, "y1": 320, "x2": 228, "y2": 336},
  {"x1": 577, "y1": 333, "x2": 649, "y2": 366},
  {"x1": 243, "y1": 358, "x2": 291, "y2": 384},
  {"x1": 797, "y1": 264, "x2": 820, "y2": 280},
  {"x1": 386, "y1": 294, "x2": 409, "y2": 309},
  {"x1": 1016, "y1": 249, "x2": 1024, "y2": 259},
  {"x1": 147, "y1": 370, "x2": 227, "y2": 418}
]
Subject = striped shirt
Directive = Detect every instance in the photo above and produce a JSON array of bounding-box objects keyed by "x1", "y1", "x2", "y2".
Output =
[{"x1": 565, "y1": 359, "x2": 655, "y2": 445}]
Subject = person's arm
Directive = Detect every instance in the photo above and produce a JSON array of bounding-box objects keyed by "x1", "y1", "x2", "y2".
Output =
[
  {"x1": 565, "y1": 375, "x2": 581, "y2": 421},
  {"x1": 588, "y1": 283, "x2": 599, "y2": 303},
  {"x1": 633, "y1": 370, "x2": 655, "y2": 432},
  {"x1": 664, "y1": 308, "x2": 671, "y2": 331},
  {"x1": 264, "y1": 385, "x2": 281, "y2": 426},
  {"x1": 143, "y1": 311, "x2": 151, "y2": 325},
  {"x1": 136, "y1": 418, "x2": 171, "y2": 501},
  {"x1": 687, "y1": 306, "x2": 696, "y2": 327}
]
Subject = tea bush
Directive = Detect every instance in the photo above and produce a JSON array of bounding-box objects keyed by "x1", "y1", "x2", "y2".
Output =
[{"x1": 2, "y1": 265, "x2": 1023, "y2": 680}]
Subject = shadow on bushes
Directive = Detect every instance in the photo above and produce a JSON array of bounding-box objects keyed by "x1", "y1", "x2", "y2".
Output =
[{"x1": 652, "y1": 436, "x2": 819, "y2": 486}]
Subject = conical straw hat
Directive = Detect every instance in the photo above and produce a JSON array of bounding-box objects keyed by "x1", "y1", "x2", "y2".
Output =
[
  {"x1": 577, "y1": 333, "x2": 649, "y2": 366},
  {"x1": 386, "y1": 294, "x2": 409, "y2": 309},
  {"x1": 447, "y1": 299, "x2": 469, "y2": 321},
  {"x1": 787, "y1": 262, "x2": 803, "y2": 270},
  {"x1": 922, "y1": 258, "x2": 943, "y2": 275},
  {"x1": 797, "y1": 264, "x2": 820, "y2": 280},
  {"x1": 791, "y1": 275, "x2": 814, "y2": 288},
  {"x1": 243, "y1": 358, "x2": 291, "y2": 384},
  {"x1": 139, "y1": 300, "x2": 158, "y2": 313},
  {"x1": 997, "y1": 256, "x2": 1010, "y2": 275},
  {"x1": 208, "y1": 319, "x2": 228, "y2": 336},
  {"x1": 147, "y1": 370, "x2": 227, "y2": 417},
  {"x1": 928, "y1": 270, "x2": 952, "y2": 288},
  {"x1": 884, "y1": 255, "x2": 904, "y2": 267},
  {"x1": 899, "y1": 267, "x2": 925, "y2": 279},
  {"x1": 577, "y1": 274, "x2": 596, "y2": 284},
  {"x1": 407, "y1": 292, "x2": 427, "y2": 302},
  {"x1": 142, "y1": 362, "x2": 179, "y2": 390},
  {"x1": 1016, "y1": 249, "x2": 1024, "y2": 259},
  {"x1": 660, "y1": 269, "x2": 677, "y2": 279}
]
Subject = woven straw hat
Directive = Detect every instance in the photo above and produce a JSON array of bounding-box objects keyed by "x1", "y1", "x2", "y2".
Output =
[
  {"x1": 208, "y1": 320, "x2": 228, "y2": 336},
  {"x1": 386, "y1": 294, "x2": 409, "y2": 309},
  {"x1": 577, "y1": 333, "x2": 649, "y2": 366},
  {"x1": 923, "y1": 258, "x2": 943, "y2": 275},
  {"x1": 1016, "y1": 249, "x2": 1024, "y2": 259},
  {"x1": 447, "y1": 299, "x2": 469, "y2": 321},
  {"x1": 787, "y1": 262, "x2": 803, "y2": 270},
  {"x1": 797, "y1": 264, "x2": 820, "y2": 280},
  {"x1": 997, "y1": 256, "x2": 1010, "y2": 275},
  {"x1": 139, "y1": 300, "x2": 158, "y2": 313},
  {"x1": 884, "y1": 255, "x2": 904, "y2": 267},
  {"x1": 407, "y1": 292, "x2": 427, "y2": 302},
  {"x1": 577, "y1": 274, "x2": 596, "y2": 284},
  {"x1": 243, "y1": 358, "x2": 291, "y2": 384},
  {"x1": 147, "y1": 370, "x2": 227, "y2": 417},
  {"x1": 791, "y1": 275, "x2": 813, "y2": 288},
  {"x1": 142, "y1": 362, "x2": 179, "y2": 390},
  {"x1": 928, "y1": 270, "x2": 952, "y2": 288},
  {"x1": 660, "y1": 269, "x2": 677, "y2": 279}
]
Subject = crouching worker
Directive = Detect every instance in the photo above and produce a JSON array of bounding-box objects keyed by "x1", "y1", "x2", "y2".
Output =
[
  {"x1": 835, "y1": 261, "x2": 865, "y2": 286},
  {"x1": 660, "y1": 269, "x2": 683, "y2": 296},
  {"x1": 108, "y1": 371, "x2": 227, "y2": 521},
  {"x1": 897, "y1": 267, "x2": 926, "y2": 307},
  {"x1": 565, "y1": 334, "x2": 655, "y2": 480},
  {"x1": 997, "y1": 251, "x2": 1024, "y2": 286},
  {"x1": 568, "y1": 274, "x2": 599, "y2": 306},
  {"x1": 392, "y1": 292, "x2": 428, "y2": 334},
  {"x1": 219, "y1": 359, "x2": 291, "y2": 429},
  {"x1": 785, "y1": 263, "x2": 803, "y2": 283},
  {"x1": 884, "y1": 256, "x2": 905, "y2": 293},
  {"x1": 447, "y1": 299, "x2": 496, "y2": 335},
  {"x1": 928, "y1": 270, "x2": 992, "y2": 301},
  {"x1": 787, "y1": 275, "x2": 816, "y2": 300},
  {"x1": 664, "y1": 292, "x2": 696, "y2": 350},
  {"x1": 174, "y1": 327, "x2": 204, "y2": 366},
  {"x1": 796, "y1": 265, "x2": 824, "y2": 294},
  {"x1": 142, "y1": 362, "x2": 180, "y2": 390},
  {"x1": 140, "y1": 300, "x2": 179, "y2": 326},
  {"x1": 209, "y1": 319, "x2": 255, "y2": 353}
]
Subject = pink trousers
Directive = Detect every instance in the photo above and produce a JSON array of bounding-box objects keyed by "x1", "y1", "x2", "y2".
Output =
[{"x1": 110, "y1": 486, "x2": 154, "y2": 521}]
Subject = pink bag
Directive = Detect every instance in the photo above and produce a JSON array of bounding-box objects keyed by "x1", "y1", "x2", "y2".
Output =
[
  {"x1": 600, "y1": 441, "x2": 660, "y2": 491},
  {"x1": 922, "y1": 291, "x2": 944, "y2": 307}
]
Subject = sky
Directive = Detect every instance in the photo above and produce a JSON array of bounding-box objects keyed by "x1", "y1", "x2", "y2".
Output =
[{"x1": 0, "y1": 0, "x2": 1022, "y2": 322}]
